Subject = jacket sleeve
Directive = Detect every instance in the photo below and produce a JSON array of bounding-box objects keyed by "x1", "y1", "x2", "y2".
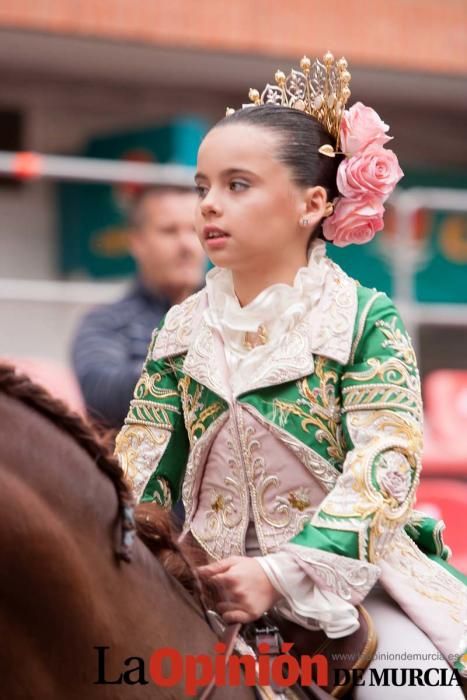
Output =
[
  {"x1": 114, "y1": 325, "x2": 189, "y2": 507},
  {"x1": 257, "y1": 293, "x2": 424, "y2": 634},
  {"x1": 291, "y1": 291, "x2": 423, "y2": 563}
]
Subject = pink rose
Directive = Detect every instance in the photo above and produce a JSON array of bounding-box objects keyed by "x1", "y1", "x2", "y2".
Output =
[
  {"x1": 340, "y1": 102, "x2": 392, "y2": 156},
  {"x1": 381, "y1": 466, "x2": 411, "y2": 504},
  {"x1": 323, "y1": 196, "x2": 385, "y2": 247},
  {"x1": 337, "y1": 145, "x2": 404, "y2": 202}
]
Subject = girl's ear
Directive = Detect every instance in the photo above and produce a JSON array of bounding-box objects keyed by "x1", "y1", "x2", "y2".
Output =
[
  {"x1": 298, "y1": 186, "x2": 328, "y2": 229},
  {"x1": 303, "y1": 186, "x2": 328, "y2": 217}
]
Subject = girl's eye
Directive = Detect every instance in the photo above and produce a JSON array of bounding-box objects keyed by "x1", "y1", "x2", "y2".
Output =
[
  {"x1": 195, "y1": 184, "x2": 208, "y2": 198},
  {"x1": 230, "y1": 181, "x2": 249, "y2": 192}
]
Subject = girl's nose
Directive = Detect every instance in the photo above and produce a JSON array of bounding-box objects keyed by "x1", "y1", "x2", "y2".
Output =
[{"x1": 200, "y1": 191, "x2": 222, "y2": 217}]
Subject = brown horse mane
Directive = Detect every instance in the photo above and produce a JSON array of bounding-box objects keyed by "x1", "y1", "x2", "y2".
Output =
[{"x1": 0, "y1": 362, "x2": 212, "y2": 602}]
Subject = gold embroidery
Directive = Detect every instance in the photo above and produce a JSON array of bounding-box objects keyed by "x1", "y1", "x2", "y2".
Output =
[
  {"x1": 190, "y1": 408, "x2": 318, "y2": 559},
  {"x1": 182, "y1": 412, "x2": 230, "y2": 529},
  {"x1": 376, "y1": 317, "x2": 417, "y2": 367},
  {"x1": 153, "y1": 477, "x2": 172, "y2": 510},
  {"x1": 205, "y1": 486, "x2": 243, "y2": 529},
  {"x1": 288, "y1": 489, "x2": 311, "y2": 511},
  {"x1": 318, "y1": 408, "x2": 422, "y2": 562},
  {"x1": 242, "y1": 403, "x2": 340, "y2": 493},
  {"x1": 126, "y1": 366, "x2": 181, "y2": 429},
  {"x1": 211, "y1": 494, "x2": 225, "y2": 513},
  {"x1": 349, "y1": 292, "x2": 384, "y2": 363},
  {"x1": 272, "y1": 356, "x2": 345, "y2": 463},
  {"x1": 343, "y1": 357, "x2": 421, "y2": 393},
  {"x1": 134, "y1": 367, "x2": 179, "y2": 402},
  {"x1": 195, "y1": 422, "x2": 246, "y2": 558},
  {"x1": 115, "y1": 424, "x2": 171, "y2": 500},
  {"x1": 342, "y1": 382, "x2": 421, "y2": 419},
  {"x1": 232, "y1": 408, "x2": 313, "y2": 549},
  {"x1": 242, "y1": 323, "x2": 269, "y2": 350},
  {"x1": 125, "y1": 399, "x2": 177, "y2": 430},
  {"x1": 178, "y1": 375, "x2": 224, "y2": 445}
]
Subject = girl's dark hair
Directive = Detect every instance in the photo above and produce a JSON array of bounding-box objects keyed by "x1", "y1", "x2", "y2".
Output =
[{"x1": 216, "y1": 104, "x2": 343, "y2": 243}]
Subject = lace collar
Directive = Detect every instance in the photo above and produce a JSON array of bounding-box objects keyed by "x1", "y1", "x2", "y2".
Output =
[
  {"x1": 151, "y1": 244, "x2": 358, "y2": 397},
  {"x1": 203, "y1": 240, "x2": 328, "y2": 371}
]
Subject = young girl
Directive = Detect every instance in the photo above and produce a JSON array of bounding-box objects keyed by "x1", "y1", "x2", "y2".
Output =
[{"x1": 115, "y1": 54, "x2": 466, "y2": 697}]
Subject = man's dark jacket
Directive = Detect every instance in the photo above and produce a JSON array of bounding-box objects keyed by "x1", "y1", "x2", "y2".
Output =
[{"x1": 72, "y1": 281, "x2": 171, "y2": 428}]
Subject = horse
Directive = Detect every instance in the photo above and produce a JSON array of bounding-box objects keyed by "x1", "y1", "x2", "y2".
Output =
[
  {"x1": 0, "y1": 363, "x2": 266, "y2": 700},
  {"x1": 0, "y1": 362, "x2": 345, "y2": 700}
]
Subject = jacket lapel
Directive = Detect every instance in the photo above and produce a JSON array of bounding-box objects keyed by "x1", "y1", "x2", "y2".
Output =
[
  {"x1": 309, "y1": 260, "x2": 358, "y2": 365},
  {"x1": 183, "y1": 309, "x2": 232, "y2": 403},
  {"x1": 227, "y1": 261, "x2": 358, "y2": 396},
  {"x1": 153, "y1": 262, "x2": 358, "y2": 400}
]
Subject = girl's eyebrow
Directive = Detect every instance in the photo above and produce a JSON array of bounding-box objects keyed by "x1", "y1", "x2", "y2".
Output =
[{"x1": 195, "y1": 168, "x2": 257, "y2": 181}]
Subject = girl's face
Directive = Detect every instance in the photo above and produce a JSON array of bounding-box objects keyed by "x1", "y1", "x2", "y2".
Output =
[{"x1": 194, "y1": 123, "x2": 311, "y2": 271}]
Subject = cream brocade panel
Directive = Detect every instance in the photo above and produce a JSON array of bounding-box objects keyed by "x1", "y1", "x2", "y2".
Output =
[
  {"x1": 387, "y1": 531, "x2": 465, "y2": 623},
  {"x1": 182, "y1": 412, "x2": 230, "y2": 527},
  {"x1": 115, "y1": 424, "x2": 172, "y2": 506},
  {"x1": 378, "y1": 530, "x2": 467, "y2": 674},
  {"x1": 242, "y1": 403, "x2": 341, "y2": 494},
  {"x1": 280, "y1": 543, "x2": 380, "y2": 602},
  {"x1": 188, "y1": 407, "x2": 328, "y2": 560}
]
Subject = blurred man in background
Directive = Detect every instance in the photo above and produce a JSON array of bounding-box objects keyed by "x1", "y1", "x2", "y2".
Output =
[{"x1": 72, "y1": 185, "x2": 205, "y2": 428}]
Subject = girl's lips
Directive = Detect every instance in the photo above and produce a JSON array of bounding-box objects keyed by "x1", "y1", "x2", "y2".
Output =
[
  {"x1": 203, "y1": 226, "x2": 231, "y2": 250},
  {"x1": 204, "y1": 235, "x2": 230, "y2": 250},
  {"x1": 203, "y1": 225, "x2": 230, "y2": 239}
]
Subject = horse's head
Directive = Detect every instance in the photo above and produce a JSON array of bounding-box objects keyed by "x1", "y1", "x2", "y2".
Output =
[
  {"x1": 0, "y1": 362, "x2": 136, "y2": 560},
  {"x1": 0, "y1": 363, "x2": 255, "y2": 700},
  {"x1": 0, "y1": 362, "x2": 214, "y2": 602}
]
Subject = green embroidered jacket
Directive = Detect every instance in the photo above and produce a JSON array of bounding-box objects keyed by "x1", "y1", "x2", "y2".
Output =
[{"x1": 115, "y1": 262, "x2": 457, "y2": 574}]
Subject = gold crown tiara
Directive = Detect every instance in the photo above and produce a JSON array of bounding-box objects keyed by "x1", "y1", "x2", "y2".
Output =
[{"x1": 226, "y1": 52, "x2": 351, "y2": 151}]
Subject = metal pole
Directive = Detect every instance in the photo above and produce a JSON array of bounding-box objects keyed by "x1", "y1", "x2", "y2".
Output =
[{"x1": 0, "y1": 151, "x2": 196, "y2": 186}]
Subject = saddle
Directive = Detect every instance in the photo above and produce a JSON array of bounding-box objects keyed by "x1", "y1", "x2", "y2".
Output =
[
  {"x1": 171, "y1": 529, "x2": 377, "y2": 699},
  {"x1": 260, "y1": 605, "x2": 378, "y2": 698},
  {"x1": 200, "y1": 604, "x2": 377, "y2": 700}
]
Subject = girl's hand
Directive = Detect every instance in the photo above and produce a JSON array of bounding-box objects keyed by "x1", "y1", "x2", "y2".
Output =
[{"x1": 198, "y1": 556, "x2": 282, "y2": 624}]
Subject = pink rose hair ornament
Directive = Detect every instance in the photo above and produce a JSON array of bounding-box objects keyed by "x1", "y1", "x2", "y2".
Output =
[
  {"x1": 226, "y1": 52, "x2": 404, "y2": 247},
  {"x1": 321, "y1": 101, "x2": 404, "y2": 247}
]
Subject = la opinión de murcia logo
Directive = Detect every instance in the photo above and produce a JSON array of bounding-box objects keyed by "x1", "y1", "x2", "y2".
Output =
[
  {"x1": 95, "y1": 643, "x2": 327, "y2": 695},
  {"x1": 94, "y1": 645, "x2": 462, "y2": 696}
]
